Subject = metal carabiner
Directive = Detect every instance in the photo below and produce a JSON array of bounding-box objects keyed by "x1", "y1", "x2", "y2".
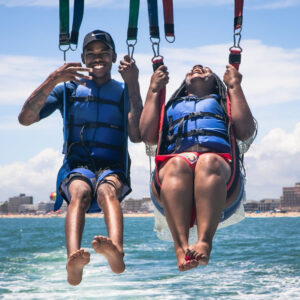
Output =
[
  {"x1": 126, "y1": 39, "x2": 137, "y2": 62},
  {"x1": 59, "y1": 44, "x2": 70, "y2": 63}
]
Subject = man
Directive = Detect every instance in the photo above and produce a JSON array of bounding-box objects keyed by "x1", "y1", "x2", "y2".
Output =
[{"x1": 19, "y1": 30, "x2": 143, "y2": 285}]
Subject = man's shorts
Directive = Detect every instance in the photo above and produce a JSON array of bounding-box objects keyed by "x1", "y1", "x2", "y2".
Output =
[{"x1": 56, "y1": 161, "x2": 131, "y2": 213}]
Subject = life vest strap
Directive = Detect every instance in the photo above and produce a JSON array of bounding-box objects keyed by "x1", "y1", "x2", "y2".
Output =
[
  {"x1": 166, "y1": 129, "x2": 229, "y2": 144},
  {"x1": 67, "y1": 121, "x2": 124, "y2": 131},
  {"x1": 74, "y1": 140, "x2": 123, "y2": 152},
  {"x1": 70, "y1": 96, "x2": 121, "y2": 107},
  {"x1": 168, "y1": 111, "x2": 226, "y2": 131}
]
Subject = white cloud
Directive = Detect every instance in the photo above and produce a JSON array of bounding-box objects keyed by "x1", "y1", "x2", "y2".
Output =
[
  {"x1": 0, "y1": 148, "x2": 63, "y2": 203},
  {"x1": 1, "y1": 123, "x2": 300, "y2": 204},
  {"x1": 0, "y1": 55, "x2": 60, "y2": 105},
  {"x1": 0, "y1": 143, "x2": 151, "y2": 203},
  {"x1": 2, "y1": 40, "x2": 300, "y2": 129},
  {"x1": 244, "y1": 122, "x2": 300, "y2": 200}
]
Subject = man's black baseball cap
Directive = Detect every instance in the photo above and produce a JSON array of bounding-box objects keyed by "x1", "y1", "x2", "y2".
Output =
[{"x1": 83, "y1": 30, "x2": 116, "y2": 53}]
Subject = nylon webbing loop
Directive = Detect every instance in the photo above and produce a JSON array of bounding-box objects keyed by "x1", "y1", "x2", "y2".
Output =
[
  {"x1": 147, "y1": 0, "x2": 160, "y2": 40},
  {"x1": 230, "y1": 0, "x2": 244, "y2": 51},
  {"x1": 59, "y1": 0, "x2": 70, "y2": 47},
  {"x1": 162, "y1": 0, "x2": 175, "y2": 43},
  {"x1": 229, "y1": 49, "x2": 241, "y2": 70},
  {"x1": 152, "y1": 57, "x2": 166, "y2": 156},
  {"x1": 234, "y1": 0, "x2": 244, "y2": 30},
  {"x1": 227, "y1": 4, "x2": 243, "y2": 190},
  {"x1": 127, "y1": 0, "x2": 140, "y2": 60},
  {"x1": 70, "y1": 0, "x2": 84, "y2": 50},
  {"x1": 127, "y1": 0, "x2": 140, "y2": 41},
  {"x1": 59, "y1": 0, "x2": 84, "y2": 51},
  {"x1": 124, "y1": 86, "x2": 129, "y2": 178}
]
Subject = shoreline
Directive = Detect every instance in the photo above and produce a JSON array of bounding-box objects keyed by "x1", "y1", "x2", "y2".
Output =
[{"x1": 1, "y1": 212, "x2": 300, "y2": 218}]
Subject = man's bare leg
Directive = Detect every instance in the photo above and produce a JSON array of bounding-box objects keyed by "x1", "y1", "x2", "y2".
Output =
[
  {"x1": 65, "y1": 180, "x2": 92, "y2": 285},
  {"x1": 190, "y1": 154, "x2": 231, "y2": 266},
  {"x1": 92, "y1": 176, "x2": 125, "y2": 274},
  {"x1": 159, "y1": 157, "x2": 198, "y2": 271}
]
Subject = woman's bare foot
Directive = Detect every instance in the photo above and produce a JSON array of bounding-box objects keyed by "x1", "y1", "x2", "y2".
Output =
[
  {"x1": 92, "y1": 235, "x2": 125, "y2": 274},
  {"x1": 66, "y1": 249, "x2": 90, "y2": 286},
  {"x1": 175, "y1": 247, "x2": 198, "y2": 272},
  {"x1": 187, "y1": 241, "x2": 211, "y2": 266}
]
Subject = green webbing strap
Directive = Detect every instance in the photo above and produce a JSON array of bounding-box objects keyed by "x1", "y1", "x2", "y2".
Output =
[
  {"x1": 59, "y1": 0, "x2": 70, "y2": 47},
  {"x1": 127, "y1": 0, "x2": 140, "y2": 41},
  {"x1": 127, "y1": 0, "x2": 140, "y2": 60},
  {"x1": 70, "y1": 0, "x2": 84, "y2": 49},
  {"x1": 59, "y1": 0, "x2": 84, "y2": 50}
]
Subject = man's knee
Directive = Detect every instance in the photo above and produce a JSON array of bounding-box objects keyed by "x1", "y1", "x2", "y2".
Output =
[
  {"x1": 97, "y1": 176, "x2": 122, "y2": 207},
  {"x1": 68, "y1": 180, "x2": 92, "y2": 210}
]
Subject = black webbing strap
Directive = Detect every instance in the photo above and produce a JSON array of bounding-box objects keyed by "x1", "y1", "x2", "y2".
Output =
[
  {"x1": 70, "y1": 96, "x2": 121, "y2": 107},
  {"x1": 147, "y1": 0, "x2": 160, "y2": 39},
  {"x1": 71, "y1": 140, "x2": 123, "y2": 152},
  {"x1": 168, "y1": 111, "x2": 226, "y2": 130},
  {"x1": 67, "y1": 122, "x2": 124, "y2": 131},
  {"x1": 167, "y1": 129, "x2": 229, "y2": 145},
  {"x1": 70, "y1": 0, "x2": 84, "y2": 48},
  {"x1": 85, "y1": 141, "x2": 123, "y2": 152}
]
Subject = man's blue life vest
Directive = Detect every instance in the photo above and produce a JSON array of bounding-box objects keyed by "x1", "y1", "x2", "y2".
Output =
[
  {"x1": 64, "y1": 79, "x2": 128, "y2": 165},
  {"x1": 162, "y1": 94, "x2": 230, "y2": 154}
]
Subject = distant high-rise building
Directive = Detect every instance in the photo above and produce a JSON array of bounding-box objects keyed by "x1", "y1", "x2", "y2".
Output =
[
  {"x1": 8, "y1": 194, "x2": 33, "y2": 213},
  {"x1": 121, "y1": 197, "x2": 153, "y2": 213},
  {"x1": 280, "y1": 182, "x2": 300, "y2": 211},
  {"x1": 37, "y1": 202, "x2": 55, "y2": 213},
  {"x1": 244, "y1": 199, "x2": 280, "y2": 212}
]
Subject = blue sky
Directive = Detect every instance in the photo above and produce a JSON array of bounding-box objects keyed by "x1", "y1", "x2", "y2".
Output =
[{"x1": 1, "y1": 0, "x2": 300, "y2": 203}]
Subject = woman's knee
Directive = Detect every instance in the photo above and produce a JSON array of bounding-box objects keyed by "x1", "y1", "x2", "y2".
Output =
[
  {"x1": 161, "y1": 156, "x2": 192, "y2": 178},
  {"x1": 196, "y1": 154, "x2": 231, "y2": 181}
]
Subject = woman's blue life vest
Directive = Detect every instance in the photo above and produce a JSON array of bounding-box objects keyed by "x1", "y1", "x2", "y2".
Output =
[
  {"x1": 161, "y1": 94, "x2": 230, "y2": 154},
  {"x1": 63, "y1": 78, "x2": 129, "y2": 167}
]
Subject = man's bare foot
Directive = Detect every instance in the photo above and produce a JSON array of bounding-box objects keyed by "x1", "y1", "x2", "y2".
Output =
[
  {"x1": 175, "y1": 248, "x2": 198, "y2": 272},
  {"x1": 92, "y1": 235, "x2": 125, "y2": 274},
  {"x1": 187, "y1": 241, "x2": 211, "y2": 266},
  {"x1": 66, "y1": 249, "x2": 90, "y2": 286}
]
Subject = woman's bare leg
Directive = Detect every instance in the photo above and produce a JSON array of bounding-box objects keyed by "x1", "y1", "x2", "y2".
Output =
[
  {"x1": 190, "y1": 153, "x2": 231, "y2": 265},
  {"x1": 159, "y1": 157, "x2": 198, "y2": 271}
]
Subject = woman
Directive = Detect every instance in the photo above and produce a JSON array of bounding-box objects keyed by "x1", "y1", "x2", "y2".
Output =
[{"x1": 140, "y1": 63, "x2": 256, "y2": 271}]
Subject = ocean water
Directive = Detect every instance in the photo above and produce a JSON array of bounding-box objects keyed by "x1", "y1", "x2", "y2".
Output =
[{"x1": 0, "y1": 217, "x2": 300, "y2": 299}]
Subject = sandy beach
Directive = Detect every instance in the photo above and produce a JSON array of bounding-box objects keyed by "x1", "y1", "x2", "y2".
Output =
[{"x1": 1, "y1": 212, "x2": 300, "y2": 218}]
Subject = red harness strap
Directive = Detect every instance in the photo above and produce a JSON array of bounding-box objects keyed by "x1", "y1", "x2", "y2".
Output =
[
  {"x1": 234, "y1": 0, "x2": 244, "y2": 30},
  {"x1": 162, "y1": 0, "x2": 175, "y2": 41}
]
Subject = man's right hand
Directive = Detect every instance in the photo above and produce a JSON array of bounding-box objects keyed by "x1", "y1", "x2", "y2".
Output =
[
  {"x1": 49, "y1": 63, "x2": 93, "y2": 86},
  {"x1": 150, "y1": 65, "x2": 169, "y2": 93}
]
